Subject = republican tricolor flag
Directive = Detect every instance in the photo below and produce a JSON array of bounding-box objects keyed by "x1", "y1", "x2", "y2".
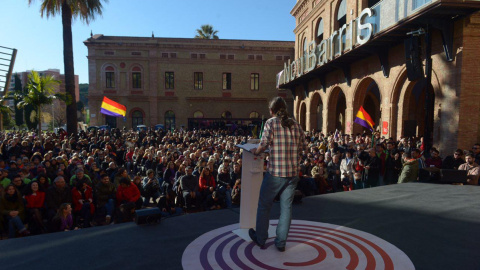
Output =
[
  {"x1": 354, "y1": 106, "x2": 375, "y2": 131},
  {"x1": 100, "y1": 97, "x2": 126, "y2": 117}
]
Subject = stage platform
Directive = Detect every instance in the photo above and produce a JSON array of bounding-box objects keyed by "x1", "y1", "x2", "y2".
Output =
[{"x1": 0, "y1": 183, "x2": 479, "y2": 269}]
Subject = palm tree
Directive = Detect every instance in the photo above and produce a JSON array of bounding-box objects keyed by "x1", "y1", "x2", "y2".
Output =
[
  {"x1": 15, "y1": 71, "x2": 71, "y2": 137},
  {"x1": 195, "y1": 24, "x2": 219, "y2": 39},
  {"x1": 28, "y1": 0, "x2": 107, "y2": 135}
]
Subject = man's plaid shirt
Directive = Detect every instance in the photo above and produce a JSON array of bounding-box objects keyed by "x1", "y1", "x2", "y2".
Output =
[{"x1": 260, "y1": 117, "x2": 307, "y2": 177}]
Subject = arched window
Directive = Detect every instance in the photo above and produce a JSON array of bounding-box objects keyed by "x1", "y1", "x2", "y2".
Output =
[
  {"x1": 316, "y1": 18, "x2": 324, "y2": 43},
  {"x1": 337, "y1": 0, "x2": 347, "y2": 30},
  {"x1": 105, "y1": 66, "x2": 115, "y2": 88},
  {"x1": 193, "y1": 111, "x2": 204, "y2": 118},
  {"x1": 132, "y1": 66, "x2": 142, "y2": 89},
  {"x1": 132, "y1": 110, "x2": 143, "y2": 129},
  {"x1": 249, "y1": 111, "x2": 259, "y2": 118},
  {"x1": 302, "y1": 37, "x2": 308, "y2": 56},
  {"x1": 221, "y1": 111, "x2": 232, "y2": 119},
  {"x1": 165, "y1": 111, "x2": 175, "y2": 131}
]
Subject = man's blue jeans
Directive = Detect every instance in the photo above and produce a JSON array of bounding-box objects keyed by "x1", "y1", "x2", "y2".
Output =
[
  {"x1": 6, "y1": 216, "x2": 26, "y2": 238},
  {"x1": 105, "y1": 199, "x2": 115, "y2": 216},
  {"x1": 255, "y1": 172, "x2": 299, "y2": 248}
]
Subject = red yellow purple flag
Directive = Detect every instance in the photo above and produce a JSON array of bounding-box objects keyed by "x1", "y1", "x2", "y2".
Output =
[
  {"x1": 100, "y1": 97, "x2": 126, "y2": 117},
  {"x1": 354, "y1": 106, "x2": 375, "y2": 131}
]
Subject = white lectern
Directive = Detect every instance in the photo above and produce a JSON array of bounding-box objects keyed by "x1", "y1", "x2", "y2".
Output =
[{"x1": 233, "y1": 141, "x2": 275, "y2": 241}]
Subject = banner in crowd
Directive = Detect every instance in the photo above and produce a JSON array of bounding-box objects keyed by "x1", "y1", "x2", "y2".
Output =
[
  {"x1": 354, "y1": 106, "x2": 375, "y2": 131},
  {"x1": 100, "y1": 96, "x2": 126, "y2": 117}
]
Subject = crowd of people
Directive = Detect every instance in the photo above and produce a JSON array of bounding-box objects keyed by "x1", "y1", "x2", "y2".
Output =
[{"x1": 0, "y1": 126, "x2": 478, "y2": 239}]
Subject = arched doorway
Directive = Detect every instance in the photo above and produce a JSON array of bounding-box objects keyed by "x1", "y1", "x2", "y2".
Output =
[
  {"x1": 131, "y1": 110, "x2": 143, "y2": 129},
  {"x1": 353, "y1": 78, "x2": 381, "y2": 133},
  {"x1": 105, "y1": 115, "x2": 117, "y2": 128},
  {"x1": 402, "y1": 81, "x2": 435, "y2": 138},
  {"x1": 165, "y1": 110, "x2": 175, "y2": 131},
  {"x1": 299, "y1": 102, "x2": 307, "y2": 131},
  {"x1": 328, "y1": 87, "x2": 346, "y2": 132},
  {"x1": 310, "y1": 92, "x2": 323, "y2": 132}
]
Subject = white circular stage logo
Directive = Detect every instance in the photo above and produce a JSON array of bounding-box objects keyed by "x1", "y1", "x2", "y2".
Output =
[{"x1": 182, "y1": 220, "x2": 415, "y2": 270}]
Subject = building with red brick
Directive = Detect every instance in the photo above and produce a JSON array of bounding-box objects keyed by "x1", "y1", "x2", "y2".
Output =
[
  {"x1": 84, "y1": 35, "x2": 294, "y2": 131},
  {"x1": 278, "y1": 0, "x2": 480, "y2": 153}
]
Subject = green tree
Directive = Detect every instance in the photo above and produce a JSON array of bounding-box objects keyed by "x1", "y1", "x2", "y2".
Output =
[
  {"x1": 195, "y1": 24, "x2": 219, "y2": 39},
  {"x1": 15, "y1": 71, "x2": 71, "y2": 136},
  {"x1": 0, "y1": 97, "x2": 13, "y2": 130},
  {"x1": 28, "y1": 0, "x2": 107, "y2": 135}
]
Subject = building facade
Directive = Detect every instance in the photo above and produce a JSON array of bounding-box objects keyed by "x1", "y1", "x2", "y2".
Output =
[
  {"x1": 10, "y1": 69, "x2": 79, "y2": 101},
  {"x1": 84, "y1": 35, "x2": 294, "y2": 130},
  {"x1": 278, "y1": 0, "x2": 480, "y2": 153}
]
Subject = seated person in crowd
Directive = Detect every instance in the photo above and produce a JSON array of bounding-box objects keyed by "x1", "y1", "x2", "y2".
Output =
[
  {"x1": 46, "y1": 176, "x2": 73, "y2": 221},
  {"x1": 425, "y1": 148, "x2": 442, "y2": 169},
  {"x1": 142, "y1": 169, "x2": 161, "y2": 206},
  {"x1": 206, "y1": 191, "x2": 224, "y2": 210},
  {"x1": 0, "y1": 184, "x2": 30, "y2": 238},
  {"x1": 51, "y1": 203, "x2": 77, "y2": 232},
  {"x1": 442, "y1": 149, "x2": 465, "y2": 170},
  {"x1": 116, "y1": 177, "x2": 142, "y2": 222},
  {"x1": 96, "y1": 174, "x2": 116, "y2": 225},
  {"x1": 231, "y1": 179, "x2": 241, "y2": 206},
  {"x1": 180, "y1": 166, "x2": 200, "y2": 211},
  {"x1": 216, "y1": 166, "x2": 232, "y2": 208},
  {"x1": 24, "y1": 181, "x2": 47, "y2": 234},
  {"x1": 71, "y1": 180, "x2": 95, "y2": 228},
  {"x1": 157, "y1": 189, "x2": 182, "y2": 217},
  {"x1": 458, "y1": 153, "x2": 480, "y2": 185}
]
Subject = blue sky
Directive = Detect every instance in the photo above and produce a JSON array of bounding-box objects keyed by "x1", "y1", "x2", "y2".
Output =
[{"x1": 1, "y1": 0, "x2": 296, "y2": 83}]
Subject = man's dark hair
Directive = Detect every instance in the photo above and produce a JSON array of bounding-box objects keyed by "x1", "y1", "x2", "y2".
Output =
[
  {"x1": 269, "y1": 97, "x2": 294, "y2": 129},
  {"x1": 100, "y1": 174, "x2": 109, "y2": 179},
  {"x1": 403, "y1": 152, "x2": 412, "y2": 159},
  {"x1": 119, "y1": 177, "x2": 131, "y2": 185},
  {"x1": 465, "y1": 152, "x2": 475, "y2": 158}
]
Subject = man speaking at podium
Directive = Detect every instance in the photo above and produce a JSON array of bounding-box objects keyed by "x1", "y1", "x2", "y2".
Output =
[{"x1": 249, "y1": 97, "x2": 307, "y2": 252}]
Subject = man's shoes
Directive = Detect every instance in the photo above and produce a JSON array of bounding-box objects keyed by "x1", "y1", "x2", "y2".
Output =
[
  {"x1": 248, "y1": 228, "x2": 265, "y2": 249},
  {"x1": 276, "y1": 246, "x2": 285, "y2": 252}
]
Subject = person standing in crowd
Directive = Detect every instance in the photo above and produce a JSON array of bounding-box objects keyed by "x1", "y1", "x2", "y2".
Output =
[
  {"x1": 458, "y1": 153, "x2": 480, "y2": 185},
  {"x1": 384, "y1": 142, "x2": 397, "y2": 185},
  {"x1": 398, "y1": 152, "x2": 419, "y2": 183},
  {"x1": 364, "y1": 148, "x2": 381, "y2": 188},
  {"x1": 249, "y1": 97, "x2": 307, "y2": 252},
  {"x1": 340, "y1": 150, "x2": 355, "y2": 191},
  {"x1": 327, "y1": 154, "x2": 342, "y2": 192}
]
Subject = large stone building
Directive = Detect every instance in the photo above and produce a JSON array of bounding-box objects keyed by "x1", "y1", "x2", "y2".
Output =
[
  {"x1": 278, "y1": 0, "x2": 480, "y2": 153},
  {"x1": 84, "y1": 35, "x2": 294, "y2": 130}
]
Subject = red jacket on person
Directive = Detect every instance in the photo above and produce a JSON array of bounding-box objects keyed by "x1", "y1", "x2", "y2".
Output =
[
  {"x1": 199, "y1": 175, "x2": 216, "y2": 192},
  {"x1": 117, "y1": 182, "x2": 141, "y2": 203},
  {"x1": 25, "y1": 191, "x2": 46, "y2": 208},
  {"x1": 72, "y1": 186, "x2": 95, "y2": 214}
]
